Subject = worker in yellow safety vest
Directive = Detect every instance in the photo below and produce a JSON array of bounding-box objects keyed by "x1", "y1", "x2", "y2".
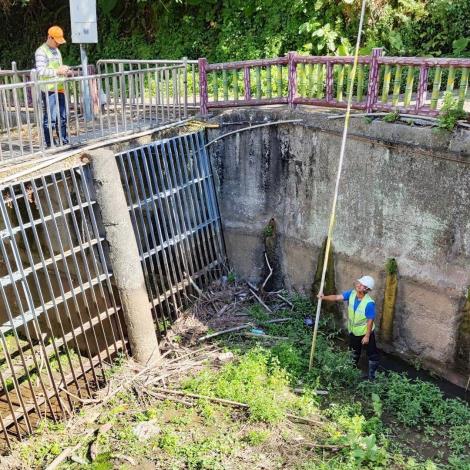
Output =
[
  {"x1": 34, "y1": 26, "x2": 70, "y2": 147},
  {"x1": 318, "y1": 275, "x2": 380, "y2": 380}
]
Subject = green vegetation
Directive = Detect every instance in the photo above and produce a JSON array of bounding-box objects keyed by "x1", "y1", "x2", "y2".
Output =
[
  {"x1": 11, "y1": 295, "x2": 470, "y2": 469},
  {"x1": 1, "y1": 1, "x2": 469, "y2": 69},
  {"x1": 385, "y1": 258, "x2": 398, "y2": 275},
  {"x1": 383, "y1": 112, "x2": 400, "y2": 123},
  {"x1": 436, "y1": 92, "x2": 468, "y2": 131}
]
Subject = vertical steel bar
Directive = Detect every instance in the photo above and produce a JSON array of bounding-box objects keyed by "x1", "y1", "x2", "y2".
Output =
[
  {"x1": 233, "y1": 69, "x2": 239, "y2": 101},
  {"x1": 403, "y1": 66, "x2": 415, "y2": 107},
  {"x1": 67, "y1": 169, "x2": 120, "y2": 353},
  {"x1": 150, "y1": 144, "x2": 185, "y2": 309},
  {"x1": 183, "y1": 58, "x2": 188, "y2": 118},
  {"x1": 0, "y1": 308, "x2": 34, "y2": 434},
  {"x1": 193, "y1": 132, "x2": 225, "y2": 268},
  {"x1": 244, "y1": 67, "x2": 251, "y2": 102},
  {"x1": 49, "y1": 172, "x2": 104, "y2": 381},
  {"x1": 365, "y1": 48, "x2": 383, "y2": 112},
  {"x1": 381, "y1": 64, "x2": 392, "y2": 104},
  {"x1": 116, "y1": 152, "x2": 169, "y2": 333},
  {"x1": 7, "y1": 185, "x2": 72, "y2": 417},
  {"x1": 1, "y1": 88, "x2": 15, "y2": 157},
  {"x1": 11, "y1": 87, "x2": 24, "y2": 156},
  {"x1": 415, "y1": 65, "x2": 429, "y2": 112},
  {"x1": 177, "y1": 135, "x2": 209, "y2": 283},
  {"x1": 29, "y1": 177, "x2": 91, "y2": 397},
  {"x1": 185, "y1": 134, "x2": 218, "y2": 281},
  {"x1": 457, "y1": 68, "x2": 469, "y2": 110},
  {"x1": 167, "y1": 69, "x2": 172, "y2": 121},
  {"x1": 171, "y1": 137, "x2": 203, "y2": 284},
  {"x1": 135, "y1": 147, "x2": 182, "y2": 318},
  {"x1": 15, "y1": 180, "x2": 78, "y2": 410},
  {"x1": 266, "y1": 65, "x2": 272, "y2": 99},
  {"x1": 213, "y1": 72, "x2": 219, "y2": 103},
  {"x1": 73, "y1": 166, "x2": 127, "y2": 349},
  {"x1": 0, "y1": 231, "x2": 52, "y2": 421},
  {"x1": 162, "y1": 140, "x2": 197, "y2": 296},
  {"x1": 132, "y1": 147, "x2": 175, "y2": 324}
]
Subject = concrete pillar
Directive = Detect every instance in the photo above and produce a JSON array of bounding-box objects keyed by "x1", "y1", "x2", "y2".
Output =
[{"x1": 90, "y1": 148, "x2": 160, "y2": 366}]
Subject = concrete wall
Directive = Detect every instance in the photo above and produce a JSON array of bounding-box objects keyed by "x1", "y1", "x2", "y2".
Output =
[{"x1": 207, "y1": 107, "x2": 470, "y2": 387}]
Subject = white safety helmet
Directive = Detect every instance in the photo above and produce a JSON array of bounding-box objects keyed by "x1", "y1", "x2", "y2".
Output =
[{"x1": 357, "y1": 275, "x2": 375, "y2": 290}]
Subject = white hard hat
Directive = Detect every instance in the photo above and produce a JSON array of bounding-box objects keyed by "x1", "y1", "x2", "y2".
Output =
[{"x1": 357, "y1": 275, "x2": 375, "y2": 290}]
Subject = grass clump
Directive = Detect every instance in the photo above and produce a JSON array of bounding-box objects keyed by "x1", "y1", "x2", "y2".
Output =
[
  {"x1": 437, "y1": 92, "x2": 467, "y2": 131},
  {"x1": 242, "y1": 429, "x2": 271, "y2": 445},
  {"x1": 383, "y1": 111, "x2": 400, "y2": 123},
  {"x1": 183, "y1": 347, "x2": 318, "y2": 423}
]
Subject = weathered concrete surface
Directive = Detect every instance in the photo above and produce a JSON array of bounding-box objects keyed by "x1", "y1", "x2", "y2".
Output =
[
  {"x1": 91, "y1": 148, "x2": 161, "y2": 366},
  {"x1": 208, "y1": 107, "x2": 470, "y2": 386}
]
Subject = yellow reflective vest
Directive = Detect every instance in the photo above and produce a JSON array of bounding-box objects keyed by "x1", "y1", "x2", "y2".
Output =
[
  {"x1": 347, "y1": 290, "x2": 375, "y2": 336},
  {"x1": 39, "y1": 44, "x2": 65, "y2": 92}
]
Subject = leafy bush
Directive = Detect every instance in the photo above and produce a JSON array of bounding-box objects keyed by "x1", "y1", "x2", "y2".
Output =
[
  {"x1": 437, "y1": 92, "x2": 467, "y2": 131},
  {"x1": 368, "y1": 372, "x2": 470, "y2": 429}
]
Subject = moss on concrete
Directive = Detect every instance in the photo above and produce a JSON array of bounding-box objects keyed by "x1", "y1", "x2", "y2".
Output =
[{"x1": 381, "y1": 258, "x2": 398, "y2": 344}]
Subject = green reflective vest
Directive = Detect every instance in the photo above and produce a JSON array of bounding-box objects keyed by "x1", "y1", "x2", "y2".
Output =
[
  {"x1": 347, "y1": 290, "x2": 375, "y2": 336},
  {"x1": 39, "y1": 44, "x2": 65, "y2": 92}
]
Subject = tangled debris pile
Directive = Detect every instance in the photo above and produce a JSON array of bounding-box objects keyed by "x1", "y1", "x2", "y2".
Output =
[{"x1": 161, "y1": 278, "x2": 293, "y2": 347}]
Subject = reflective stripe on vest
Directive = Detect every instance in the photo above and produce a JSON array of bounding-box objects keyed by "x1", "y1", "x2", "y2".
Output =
[
  {"x1": 39, "y1": 44, "x2": 65, "y2": 92},
  {"x1": 347, "y1": 290, "x2": 375, "y2": 336}
]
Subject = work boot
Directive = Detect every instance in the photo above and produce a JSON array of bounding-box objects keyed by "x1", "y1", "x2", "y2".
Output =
[{"x1": 368, "y1": 360, "x2": 380, "y2": 380}]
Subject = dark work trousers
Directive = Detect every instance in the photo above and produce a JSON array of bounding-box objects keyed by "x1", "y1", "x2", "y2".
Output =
[
  {"x1": 41, "y1": 91, "x2": 68, "y2": 147},
  {"x1": 349, "y1": 331, "x2": 380, "y2": 366}
]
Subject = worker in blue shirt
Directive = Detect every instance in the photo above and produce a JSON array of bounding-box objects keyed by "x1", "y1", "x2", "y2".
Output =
[{"x1": 318, "y1": 275, "x2": 380, "y2": 380}]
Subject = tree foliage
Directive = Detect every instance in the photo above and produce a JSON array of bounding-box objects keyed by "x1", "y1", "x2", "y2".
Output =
[{"x1": 0, "y1": 0, "x2": 469, "y2": 68}]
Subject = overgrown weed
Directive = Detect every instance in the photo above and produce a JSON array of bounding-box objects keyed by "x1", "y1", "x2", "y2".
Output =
[{"x1": 10, "y1": 294, "x2": 470, "y2": 469}]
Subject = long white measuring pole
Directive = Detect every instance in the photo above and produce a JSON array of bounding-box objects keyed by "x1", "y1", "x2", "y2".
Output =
[{"x1": 308, "y1": 0, "x2": 368, "y2": 370}]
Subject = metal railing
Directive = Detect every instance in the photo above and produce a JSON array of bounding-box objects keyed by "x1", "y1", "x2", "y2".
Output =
[
  {"x1": 0, "y1": 166, "x2": 126, "y2": 443},
  {"x1": 116, "y1": 131, "x2": 226, "y2": 335},
  {"x1": 0, "y1": 61, "x2": 83, "y2": 87},
  {"x1": 0, "y1": 131, "x2": 226, "y2": 445},
  {"x1": 0, "y1": 63, "x2": 189, "y2": 164},
  {"x1": 198, "y1": 50, "x2": 470, "y2": 117},
  {"x1": 97, "y1": 59, "x2": 199, "y2": 109}
]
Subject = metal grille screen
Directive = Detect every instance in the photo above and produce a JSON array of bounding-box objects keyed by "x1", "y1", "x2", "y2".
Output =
[
  {"x1": 116, "y1": 131, "x2": 226, "y2": 335},
  {"x1": 0, "y1": 167, "x2": 125, "y2": 443}
]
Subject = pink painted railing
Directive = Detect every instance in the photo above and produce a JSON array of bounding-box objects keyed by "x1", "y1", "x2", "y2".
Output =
[{"x1": 198, "y1": 49, "x2": 470, "y2": 117}]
